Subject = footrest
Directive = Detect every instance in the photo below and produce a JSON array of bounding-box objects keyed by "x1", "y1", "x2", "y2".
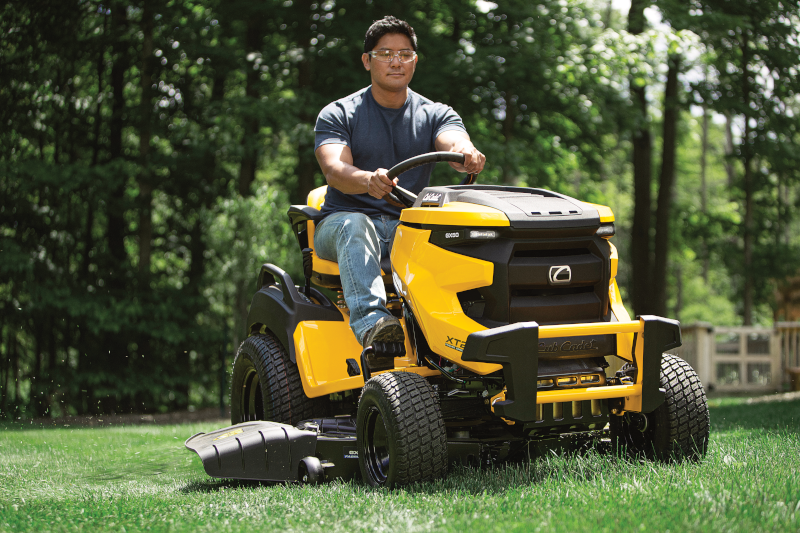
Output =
[{"x1": 360, "y1": 342, "x2": 406, "y2": 379}]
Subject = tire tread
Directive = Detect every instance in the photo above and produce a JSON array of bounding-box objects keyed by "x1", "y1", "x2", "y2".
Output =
[
  {"x1": 231, "y1": 332, "x2": 326, "y2": 425},
  {"x1": 358, "y1": 371, "x2": 448, "y2": 486},
  {"x1": 611, "y1": 353, "x2": 710, "y2": 461}
]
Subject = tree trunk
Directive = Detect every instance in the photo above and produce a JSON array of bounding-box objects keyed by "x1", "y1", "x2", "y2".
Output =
[
  {"x1": 13, "y1": 329, "x2": 20, "y2": 413},
  {"x1": 0, "y1": 328, "x2": 7, "y2": 415},
  {"x1": 295, "y1": 154, "x2": 318, "y2": 204},
  {"x1": 700, "y1": 88, "x2": 709, "y2": 281},
  {"x1": 138, "y1": 0, "x2": 154, "y2": 286},
  {"x1": 742, "y1": 150, "x2": 753, "y2": 325},
  {"x1": 628, "y1": 0, "x2": 653, "y2": 316},
  {"x1": 502, "y1": 100, "x2": 516, "y2": 185},
  {"x1": 652, "y1": 54, "x2": 681, "y2": 317},
  {"x1": 134, "y1": 0, "x2": 155, "y2": 400},
  {"x1": 604, "y1": 0, "x2": 614, "y2": 28},
  {"x1": 238, "y1": 18, "x2": 263, "y2": 197},
  {"x1": 4, "y1": 330, "x2": 20, "y2": 416},
  {"x1": 724, "y1": 112, "x2": 736, "y2": 188},
  {"x1": 102, "y1": 1, "x2": 128, "y2": 414},
  {"x1": 294, "y1": 14, "x2": 318, "y2": 204},
  {"x1": 741, "y1": 32, "x2": 754, "y2": 326},
  {"x1": 11, "y1": 328, "x2": 22, "y2": 413},
  {"x1": 30, "y1": 320, "x2": 48, "y2": 417},
  {"x1": 107, "y1": 3, "x2": 127, "y2": 278},
  {"x1": 675, "y1": 263, "x2": 683, "y2": 322},
  {"x1": 47, "y1": 315, "x2": 58, "y2": 417}
]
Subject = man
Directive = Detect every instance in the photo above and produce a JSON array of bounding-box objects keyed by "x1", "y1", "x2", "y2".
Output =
[{"x1": 314, "y1": 16, "x2": 485, "y2": 348}]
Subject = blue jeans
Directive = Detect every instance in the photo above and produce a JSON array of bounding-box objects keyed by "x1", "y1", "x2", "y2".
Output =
[{"x1": 314, "y1": 212, "x2": 401, "y2": 346}]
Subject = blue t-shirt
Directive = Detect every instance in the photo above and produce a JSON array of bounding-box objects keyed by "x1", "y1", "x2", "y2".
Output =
[{"x1": 314, "y1": 86, "x2": 466, "y2": 218}]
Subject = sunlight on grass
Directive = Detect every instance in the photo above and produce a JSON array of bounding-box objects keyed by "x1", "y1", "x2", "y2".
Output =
[{"x1": 1, "y1": 401, "x2": 798, "y2": 533}]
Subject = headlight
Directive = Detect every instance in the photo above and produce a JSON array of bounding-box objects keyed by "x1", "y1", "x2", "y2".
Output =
[
  {"x1": 596, "y1": 223, "x2": 615, "y2": 238},
  {"x1": 469, "y1": 230, "x2": 497, "y2": 239}
]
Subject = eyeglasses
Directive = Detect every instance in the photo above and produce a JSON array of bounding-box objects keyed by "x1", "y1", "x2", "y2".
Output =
[{"x1": 367, "y1": 50, "x2": 417, "y2": 63}]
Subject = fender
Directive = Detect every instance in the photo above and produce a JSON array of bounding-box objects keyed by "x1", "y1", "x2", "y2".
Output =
[{"x1": 246, "y1": 263, "x2": 343, "y2": 363}]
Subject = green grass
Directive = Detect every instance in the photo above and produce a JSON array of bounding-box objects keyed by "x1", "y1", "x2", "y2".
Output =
[{"x1": 1, "y1": 398, "x2": 798, "y2": 533}]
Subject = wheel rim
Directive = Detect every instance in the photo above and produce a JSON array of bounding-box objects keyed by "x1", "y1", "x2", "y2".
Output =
[
  {"x1": 617, "y1": 411, "x2": 655, "y2": 454},
  {"x1": 362, "y1": 406, "x2": 391, "y2": 484},
  {"x1": 241, "y1": 367, "x2": 264, "y2": 421}
]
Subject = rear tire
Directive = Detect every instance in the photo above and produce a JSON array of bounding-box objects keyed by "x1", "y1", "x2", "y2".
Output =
[
  {"x1": 230, "y1": 332, "x2": 328, "y2": 425},
  {"x1": 356, "y1": 371, "x2": 448, "y2": 488},
  {"x1": 611, "y1": 354, "x2": 710, "y2": 461}
]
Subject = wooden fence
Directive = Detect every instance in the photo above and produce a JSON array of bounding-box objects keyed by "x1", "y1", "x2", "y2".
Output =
[{"x1": 670, "y1": 322, "x2": 800, "y2": 392}]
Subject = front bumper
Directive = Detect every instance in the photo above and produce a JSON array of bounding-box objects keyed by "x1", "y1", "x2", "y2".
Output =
[{"x1": 461, "y1": 315, "x2": 681, "y2": 422}]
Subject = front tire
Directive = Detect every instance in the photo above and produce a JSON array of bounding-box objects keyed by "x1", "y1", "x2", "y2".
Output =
[
  {"x1": 611, "y1": 354, "x2": 710, "y2": 461},
  {"x1": 356, "y1": 371, "x2": 448, "y2": 488},
  {"x1": 230, "y1": 332, "x2": 327, "y2": 425}
]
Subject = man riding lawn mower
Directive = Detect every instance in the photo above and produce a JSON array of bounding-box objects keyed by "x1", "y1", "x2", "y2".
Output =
[
  {"x1": 185, "y1": 16, "x2": 709, "y2": 488},
  {"x1": 185, "y1": 151, "x2": 711, "y2": 487}
]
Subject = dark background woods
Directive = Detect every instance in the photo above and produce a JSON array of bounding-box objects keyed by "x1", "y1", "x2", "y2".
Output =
[{"x1": 2, "y1": 0, "x2": 800, "y2": 418}]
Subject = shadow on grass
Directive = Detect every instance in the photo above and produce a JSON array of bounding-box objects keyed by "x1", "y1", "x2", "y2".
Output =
[{"x1": 179, "y1": 478, "x2": 284, "y2": 493}]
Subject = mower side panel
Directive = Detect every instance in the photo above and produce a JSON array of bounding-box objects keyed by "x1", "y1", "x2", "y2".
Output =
[
  {"x1": 293, "y1": 319, "x2": 365, "y2": 397},
  {"x1": 293, "y1": 317, "x2": 437, "y2": 398},
  {"x1": 390, "y1": 224, "x2": 501, "y2": 375}
]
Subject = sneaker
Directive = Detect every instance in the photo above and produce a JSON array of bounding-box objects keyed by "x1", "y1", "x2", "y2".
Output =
[{"x1": 362, "y1": 316, "x2": 404, "y2": 348}]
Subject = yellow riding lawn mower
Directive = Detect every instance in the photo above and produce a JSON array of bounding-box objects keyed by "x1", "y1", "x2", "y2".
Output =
[{"x1": 186, "y1": 152, "x2": 710, "y2": 487}]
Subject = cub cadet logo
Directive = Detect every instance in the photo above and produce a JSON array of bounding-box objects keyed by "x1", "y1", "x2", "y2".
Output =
[
  {"x1": 539, "y1": 339, "x2": 600, "y2": 353},
  {"x1": 422, "y1": 192, "x2": 442, "y2": 203},
  {"x1": 445, "y1": 232, "x2": 460, "y2": 239},
  {"x1": 445, "y1": 336, "x2": 467, "y2": 352},
  {"x1": 213, "y1": 428, "x2": 243, "y2": 441},
  {"x1": 548, "y1": 265, "x2": 572, "y2": 285}
]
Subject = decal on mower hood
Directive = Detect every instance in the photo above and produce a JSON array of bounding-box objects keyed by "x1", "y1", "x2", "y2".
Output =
[
  {"x1": 421, "y1": 192, "x2": 443, "y2": 206},
  {"x1": 445, "y1": 335, "x2": 467, "y2": 352}
]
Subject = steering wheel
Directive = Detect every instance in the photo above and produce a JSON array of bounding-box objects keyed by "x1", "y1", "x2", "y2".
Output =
[{"x1": 385, "y1": 152, "x2": 478, "y2": 208}]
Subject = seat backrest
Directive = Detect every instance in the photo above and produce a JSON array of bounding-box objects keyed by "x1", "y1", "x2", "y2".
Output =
[
  {"x1": 307, "y1": 185, "x2": 327, "y2": 210},
  {"x1": 288, "y1": 185, "x2": 392, "y2": 289},
  {"x1": 300, "y1": 187, "x2": 341, "y2": 286}
]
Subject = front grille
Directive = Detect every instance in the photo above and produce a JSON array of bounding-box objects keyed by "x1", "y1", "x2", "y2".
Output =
[
  {"x1": 508, "y1": 246, "x2": 604, "y2": 324},
  {"x1": 447, "y1": 229, "x2": 611, "y2": 327}
]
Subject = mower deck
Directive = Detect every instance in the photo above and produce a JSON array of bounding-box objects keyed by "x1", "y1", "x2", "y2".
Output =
[{"x1": 185, "y1": 417, "x2": 610, "y2": 484}]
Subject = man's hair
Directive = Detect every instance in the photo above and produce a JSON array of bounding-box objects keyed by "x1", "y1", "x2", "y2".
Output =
[{"x1": 363, "y1": 16, "x2": 417, "y2": 53}]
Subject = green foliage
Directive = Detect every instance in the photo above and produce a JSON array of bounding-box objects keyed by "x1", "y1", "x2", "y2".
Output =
[
  {"x1": 2, "y1": 0, "x2": 800, "y2": 417},
  {"x1": 203, "y1": 184, "x2": 301, "y2": 348}
]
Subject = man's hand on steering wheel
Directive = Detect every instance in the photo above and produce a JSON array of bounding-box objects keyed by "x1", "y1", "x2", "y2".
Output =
[
  {"x1": 367, "y1": 168, "x2": 398, "y2": 200},
  {"x1": 449, "y1": 142, "x2": 485, "y2": 175},
  {"x1": 436, "y1": 132, "x2": 485, "y2": 175}
]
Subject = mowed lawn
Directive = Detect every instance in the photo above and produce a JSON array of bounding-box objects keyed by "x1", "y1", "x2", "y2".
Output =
[{"x1": 1, "y1": 396, "x2": 798, "y2": 533}]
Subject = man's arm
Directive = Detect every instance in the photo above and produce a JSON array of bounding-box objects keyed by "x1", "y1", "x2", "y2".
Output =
[
  {"x1": 315, "y1": 144, "x2": 397, "y2": 200},
  {"x1": 435, "y1": 130, "x2": 486, "y2": 174}
]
